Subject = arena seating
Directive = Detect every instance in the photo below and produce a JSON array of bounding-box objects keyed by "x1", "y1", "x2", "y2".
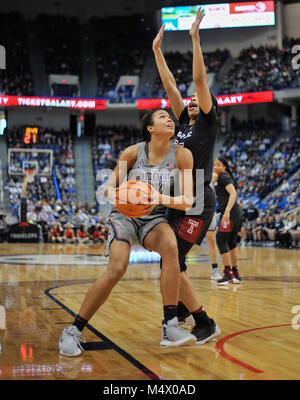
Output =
[
  {"x1": 0, "y1": 12, "x2": 34, "y2": 95},
  {"x1": 218, "y1": 38, "x2": 300, "y2": 94}
]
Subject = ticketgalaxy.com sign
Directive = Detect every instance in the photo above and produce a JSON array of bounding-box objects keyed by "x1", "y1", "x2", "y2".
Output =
[
  {"x1": 0, "y1": 95, "x2": 107, "y2": 110},
  {"x1": 0, "y1": 91, "x2": 274, "y2": 111}
]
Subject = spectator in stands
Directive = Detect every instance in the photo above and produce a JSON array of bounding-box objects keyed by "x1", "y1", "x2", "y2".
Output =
[
  {"x1": 45, "y1": 210, "x2": 56, "y2": 225},
  {"x1": 264, "y1": 216, "x2": 276, "y2": 243},
  {"x1": 280, "y1": 179, "x2": 290, "y2": 192},
  {"x1": 290, "y1": 215, "x2": 300, "y2": 248},
  {"x1": 0, "y1": 212, "x2": 8, "y2": 243},
  {"x1": 252, "y1": 217, "x2": 264, "y2": 243},
  {"x1": 245, "y1": 201, "x2": 259, "y2": 231},
  {"x1": 37, "y1": 215, "x2": 49, "y2": 243},
  {"x1": 91, "y1": 224, "x2": 105, "y2": 243},
  {"x1": 76, "y1": 225, "x2": 90, "y2": 244},
  {"x1": 64, "y1": 224, "x2": 76, "y2": 243},
  {"x1": 49, "y1": 223, "x2": 64, "y2": 243},
  {"x1": 26, "y1": 206, "x2": 38, "y2": 223},
  {"x1": 279, "y1": 214, "x2": 297, "y2": 248},
  {"x1": 274, "y1": 214, "x2": 285, "y2": 247},
  {"x1": 74, "y1": 209, "x2": 89, "y2": 228}
]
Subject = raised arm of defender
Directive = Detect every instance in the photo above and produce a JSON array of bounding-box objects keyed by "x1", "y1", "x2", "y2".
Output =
[
  {"x1": 153, "y1": 8, "x2": 212, "y2": 118},
  {"x1": 152, "y1": 25, "x2": 185, "y2": 120},
  {"x1": 189, "y1": 8, "x2": 212, "y2": 114}
]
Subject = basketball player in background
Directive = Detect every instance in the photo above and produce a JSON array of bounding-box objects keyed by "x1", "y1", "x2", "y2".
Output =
[
  {"x1": 59, "y1": 109, "x2": 219, "y2": 356},
  {"x1": 153, "y1": 8, "x2": 221, "y2": 341},
  {"x1": 213, "y1": 157, "x2": 243, "y2": 285},
  {"x1": 206, "y1": 214, "x2": 222, "y2": 280}
]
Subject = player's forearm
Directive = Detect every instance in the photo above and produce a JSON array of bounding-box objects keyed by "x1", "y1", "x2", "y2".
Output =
[
  {"x1": 159, "y1": 194, "x2": 193, "y2": 211},
  {"x1": 153, "y1": 48, "x2": 177, "y2": 91},
  {"x1": 225, "y1": 193, "x2": 237, "y2": 214},
  {"x1": 192, "y1": 36, "x2": 207, "y2": 82}
]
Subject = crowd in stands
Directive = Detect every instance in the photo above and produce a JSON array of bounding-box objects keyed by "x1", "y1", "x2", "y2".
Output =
[
  {"x1": 0, "y1": 12, "x2": 34, "y2": 96},
  {"x1": 219, "y1": 118, "x2": 300, "y2": 205},
  {"x1": 240, "y1": 201, "x2": 300, "y2": 249},
  {"x1": 151, "y1": 48, "x2": 230, "y2": 98},
  {"x1": 37, "y1": 14, "x2": 81, "y2": 76},
  {"x1": 3, "y1": 119, "x2": 300, "y2": 249},
  {"x1": 216, "y1": 117, "x2": 300, "y2": 248},
  {"x1": 263, "y1": 175, "x2": 300, "y2": 215},
  {"x1": 91, "y1": 124, "x2": 141, "y2": 187},
  {"x1": 26, "y1": 199, "x2": 109, "y2": 244},
  {"x1": 1, "y1": 8, "x2": 299, "y2": 100},
  {"x1": 218, "y1": 37, "x2": 300, "y2": 94},
  {"x1": 91, "y1": 14, "x2": 154, "y2": 98},
  {"x1": 6, "y1": 127, "x2": 77, "y2": 216}
]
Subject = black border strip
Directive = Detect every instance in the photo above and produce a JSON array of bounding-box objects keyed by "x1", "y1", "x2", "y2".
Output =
[{"x1": 44, "y1": 283, "x2": 161, "y2": 381}]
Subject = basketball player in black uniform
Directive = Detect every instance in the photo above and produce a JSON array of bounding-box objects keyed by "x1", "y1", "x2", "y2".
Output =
[
  {"x1": 213, "y1": 157, "x2": 243, "y2": 285},
  {"x1": 153, "y1": 8, "x2": 220, "y2": 342}
]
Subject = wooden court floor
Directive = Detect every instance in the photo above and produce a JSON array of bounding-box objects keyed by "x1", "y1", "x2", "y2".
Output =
[{"x1": 0, "y1": 241, "x2": 300, "y2": 381}]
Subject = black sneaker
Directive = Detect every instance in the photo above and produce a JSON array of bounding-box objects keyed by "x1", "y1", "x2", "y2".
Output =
[
  {"x1": 216, "y1": 270, "x2": 234, "y2": 285},
  {"x1": 232, "y1": 271, "x2": 242, "y2": 283},
  {"x1": 232, "y1": 267, "x2": 242, "y2": 283},
  {"x1": 191, "y1": 319, "x2": 221, "y2": 344}
]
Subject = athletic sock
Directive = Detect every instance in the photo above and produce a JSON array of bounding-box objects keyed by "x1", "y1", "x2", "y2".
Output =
[
  {"x1": 232, "y1": 266, "x2": 239, "y2": 276},
  {"x1": 212, "y1": 263, "x2": 218, "y2": 269},
  {"x1": 163, "y1": 305, "x2": 178, "y2": 323},
  {"x1": 224, "y1": 265, "x2": 232, "y2": 275},
  {"x1": 73, "y1": 314, "x2": 88, "y2": 332},
  {"x1": 191, "y1": 305, "x2": 210, "y2": 326},
  {"x1": 177, "y1": 301, "x2": 190, "y2": 317}
]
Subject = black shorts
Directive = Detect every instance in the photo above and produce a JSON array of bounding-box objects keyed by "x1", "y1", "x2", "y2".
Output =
[
  {"x1": 219, "y1": 204, "x2": 243, "y2": 235},
  {"x1": 168, "y1": 185, "x2": 216, "y2": 246}
]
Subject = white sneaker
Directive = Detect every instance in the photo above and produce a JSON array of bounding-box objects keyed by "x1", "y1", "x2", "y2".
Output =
[
  {"x1": 210, "y1": 268, "x2": 222, "y2": 280},
  {"x1": 178, "y1": 314, "x2": 195, "y2": 326},
  {"x1": 59, "y1": 326, "x2": 86, "y2": 357},
  {"x1": 160, "y1": 317, "x2": 196, "y2": 348}
]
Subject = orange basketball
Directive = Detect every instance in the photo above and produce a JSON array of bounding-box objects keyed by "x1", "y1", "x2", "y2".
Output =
[{"x1": 116, "y1": 180, "x2": 153, "y2": 218}]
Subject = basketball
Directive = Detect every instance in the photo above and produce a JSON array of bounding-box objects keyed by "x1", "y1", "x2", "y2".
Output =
[{"x1": 115, "y1": 180, "x2": 153, "y2": 218}]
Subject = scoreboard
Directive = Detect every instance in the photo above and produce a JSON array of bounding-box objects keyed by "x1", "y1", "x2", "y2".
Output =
[{"x1": 23, "y1": 127, "x2": 38, "y2": 145}]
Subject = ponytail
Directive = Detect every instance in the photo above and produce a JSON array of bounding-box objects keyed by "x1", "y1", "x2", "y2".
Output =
[
  {"x1": 137, "y1": 111, "x2": 156, "y2": 142},
  {"x1": 218, "y1": 156, "x2": 236, "y2": 188}
]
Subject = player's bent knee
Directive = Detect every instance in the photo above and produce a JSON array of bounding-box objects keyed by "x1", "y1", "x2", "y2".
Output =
[
  {"x1": 159, "y1": 240, "x2": 178, "y2": 258},
  {"x1": 107, "y1": 263, "x2": 127, "y2": 285}
]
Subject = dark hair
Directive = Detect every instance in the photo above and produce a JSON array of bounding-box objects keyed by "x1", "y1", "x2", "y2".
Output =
[
  {"x1": 217, "y1": 156, "x2": 236, "y2": 188},
  {"x1": 137, "y1": 111, "x2": 157, "y2": 142}
]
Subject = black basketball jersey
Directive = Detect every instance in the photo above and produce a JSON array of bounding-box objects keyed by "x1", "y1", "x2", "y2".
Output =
[
  {"x1": 214, "y1": 172, "x2": 237, "y2": 213},
  {"x1": 174, "y1": 105, "x2": 218, "y2": 189}
]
